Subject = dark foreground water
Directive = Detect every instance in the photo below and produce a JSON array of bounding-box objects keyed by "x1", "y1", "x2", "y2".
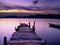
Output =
[{"x1": 0, "y1": 18, "x2": 60, "y2": 45}]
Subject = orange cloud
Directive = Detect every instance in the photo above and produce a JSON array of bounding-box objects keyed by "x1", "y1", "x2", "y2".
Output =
[{"x1": 0, "y1": 9, "x2": 60, "y2": 14}]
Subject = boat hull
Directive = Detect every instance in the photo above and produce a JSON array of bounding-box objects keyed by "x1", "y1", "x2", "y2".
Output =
[{"x1": 49, "y1": 23, "x2": 60, "y2": 29}]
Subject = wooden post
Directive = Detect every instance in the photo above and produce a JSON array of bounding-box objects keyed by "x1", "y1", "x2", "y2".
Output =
[
  {"x1": 4, "y1": 36, "x2": 7, "y2": 45},
  {"x1": 32, "y1": 21, "x2": 35, "y2": 32},
  {"x1": 15, "y1": 27, "x2": 17, "y2": 31},
  {"x1": 34, "y1": 21, "x2": 35, "y2": 27},
  {"x1": 15, "y1": 25, "x2": 21, "y2": 32},
  {"x1": 29, "y1": 22, "x2": 30, "y2": 28},
  {"x1": 20, "y1": 22, "x2": 21, "y2": 25}
]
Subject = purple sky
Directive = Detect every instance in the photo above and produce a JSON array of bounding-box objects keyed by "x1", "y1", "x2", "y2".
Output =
[
  {"x1": 0, "y1": 0, "x2": 60, "y2": 14},
  {"x1": 0, "y1": 0, "x2": 60, "y2": 7}
]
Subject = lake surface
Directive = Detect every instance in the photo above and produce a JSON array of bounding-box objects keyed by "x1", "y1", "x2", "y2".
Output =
[{"x1": 0, "y1": 18, "x2": 60, "y2": 45}]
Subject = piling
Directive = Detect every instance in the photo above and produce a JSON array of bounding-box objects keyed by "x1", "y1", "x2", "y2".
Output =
[
  {"x1": 4, "y1": 36, "x2": 7, "y2": 45},
  {"x1": 29, "y1": 22, "x2": 30, "y2": 28},
  {"x1": 32, "y1": 21, "x2": 35, "y2": 32}
]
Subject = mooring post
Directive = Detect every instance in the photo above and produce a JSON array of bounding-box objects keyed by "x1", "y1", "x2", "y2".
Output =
[
  {"x1": 32, "y1": 21, "x2": 35, "y2": 32},
  {"x1": 4, "y1": 36, "x2": 7, "y2": 45},
  {"x1": 15, "y1": 22, "x2": 21, "y2": 32},
  {"x1": 20, "y1": 22, "x2": 21, "y2": 25},
  {"x1": 15, "y1": 27, "x2": 17, "y2": 31},
  {"x1": 29, "y1": 22, "x2": 31, "y2": 28},
  {"x1": 34, "y1": 21, "x2": 35, "y2": 27}
]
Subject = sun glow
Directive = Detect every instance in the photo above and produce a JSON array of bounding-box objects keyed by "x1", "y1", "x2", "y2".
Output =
[
  {"x1": 0, "y1": 9, "x2": 59, "y2": 14},
  {"x1": 0, "y1": 9, "x2": 36, "y2": 13}
]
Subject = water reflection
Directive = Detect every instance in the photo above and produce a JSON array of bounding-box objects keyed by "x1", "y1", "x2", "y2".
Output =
[{"x1": 0, "y1": 18, "x2": 60, "y2": 45}]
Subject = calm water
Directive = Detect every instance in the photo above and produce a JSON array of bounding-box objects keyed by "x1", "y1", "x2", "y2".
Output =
[{"x1": 0, "y1": 18, "x2": 60, "y2": 45}]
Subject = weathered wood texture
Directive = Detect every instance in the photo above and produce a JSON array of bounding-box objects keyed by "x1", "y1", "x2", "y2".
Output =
[{"x1": 9, "y1": 23, "x2": 46, "y2": 45}]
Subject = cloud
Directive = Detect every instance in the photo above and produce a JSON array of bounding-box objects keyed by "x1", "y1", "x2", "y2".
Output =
[
  {"x1": 1, "y1": 0, "x2": 60, "y2": 8},
  {"x1": 0, "y1": 0, "x2": 60, "y2": 14},
  {"x1": 39, "y1": 0, "x2": 60, "y2": 2},
  {"x1": 38, "y1": 0, "x2": 60, "y2": 8},
  {"x1": 0, "y1": 2, "x2": 32, "y2": 10}
]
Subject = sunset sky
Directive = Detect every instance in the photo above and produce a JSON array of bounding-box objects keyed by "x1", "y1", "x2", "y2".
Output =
[
  {"x1": 0, "y1": 0, "x2": 60, "y2": 7},
  {"x1": 0, "y1": 0, "x2": 60, "y2": 14}
]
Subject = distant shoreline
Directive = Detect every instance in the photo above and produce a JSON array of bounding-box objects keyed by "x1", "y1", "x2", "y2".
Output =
[{"x1": 0, "y1": 13, "x2": 60, "y2": 19}]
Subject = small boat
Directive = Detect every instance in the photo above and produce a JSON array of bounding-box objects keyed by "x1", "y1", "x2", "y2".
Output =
[{"x1": 49, "y1": 23, "x2": 60, "y2": 29}]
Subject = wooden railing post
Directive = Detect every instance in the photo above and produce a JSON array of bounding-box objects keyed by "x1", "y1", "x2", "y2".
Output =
[
  {"x1": 15, "y1": 27, "x2": 17, "y2": 31},
  {"x1": 32, "y1": 21, "x2": 35, "y2": 32},
  {"x1": 4, "y1": 36, "x2": 7, "y2": 45},
  {"x1": 29, "y1": 22, "x2": 31, "y2": 28}
]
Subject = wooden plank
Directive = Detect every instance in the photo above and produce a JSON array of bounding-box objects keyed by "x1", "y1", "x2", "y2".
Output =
[{"x1": 9, "y1": 23, "x2": 46, "y2": 45}]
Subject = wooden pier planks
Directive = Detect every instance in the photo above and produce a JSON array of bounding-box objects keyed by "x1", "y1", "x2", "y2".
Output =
[{"x1": 9, "y1": 23, "x2": 46, "y2": 45}]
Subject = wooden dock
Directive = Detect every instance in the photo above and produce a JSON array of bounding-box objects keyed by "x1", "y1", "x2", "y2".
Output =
[{"x1": 4, "y1": 22, "x2": 47, "y2": 45}]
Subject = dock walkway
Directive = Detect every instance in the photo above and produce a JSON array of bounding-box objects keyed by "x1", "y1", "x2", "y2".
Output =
[{"x1": 8, "y1": 23, "x2": 46, "y2": 45}]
